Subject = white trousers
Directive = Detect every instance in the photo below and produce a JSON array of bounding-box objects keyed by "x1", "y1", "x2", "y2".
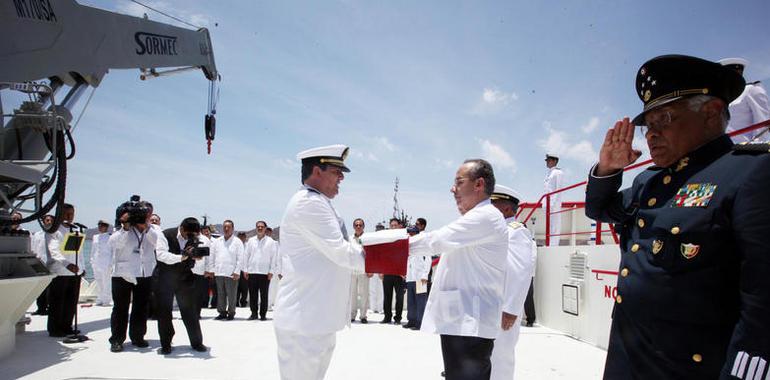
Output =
[
  {"x1": 275, "y1": 328, "x2": 336, "y2": 380},
  {"x1": 490, "y1": 322, "x2": 522, "y2": 380},
  {"x1": 350, "y1": 273, "x2": 370, "y2": 319},
  {"x1": 548, "y1": 201, "x2": 562, "y2": 245},
  {"x1": 269, "y1": 277, "x2": 281, "y2": 309},
  {"x1": 93, "y1": 267, "x2": 112, "y2": 305},
  {"x1": 368, "y1": 275, "x2": 383, "y2": 313}
]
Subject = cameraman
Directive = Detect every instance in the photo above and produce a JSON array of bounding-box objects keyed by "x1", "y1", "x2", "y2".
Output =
[
  {"x1": 154, "y1": 217, "x2": 211, "y2": 354},
  {"x1": 107, "y1": 201, "x2": 158, "y2": 352}
]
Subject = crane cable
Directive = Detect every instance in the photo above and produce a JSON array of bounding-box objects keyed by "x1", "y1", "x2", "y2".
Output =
[{"x1": 128, "y1": 0, "x2": 202, "y2": 29}]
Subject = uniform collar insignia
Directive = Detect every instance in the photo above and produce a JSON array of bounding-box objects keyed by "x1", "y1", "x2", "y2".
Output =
[{"x1": 675, "y1": 157, "x2": 689, "y2": 172}]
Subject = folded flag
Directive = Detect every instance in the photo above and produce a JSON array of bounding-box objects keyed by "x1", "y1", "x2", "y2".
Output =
[{"x1": 359, "y1": 229, "x2": 409, "y2": 276}]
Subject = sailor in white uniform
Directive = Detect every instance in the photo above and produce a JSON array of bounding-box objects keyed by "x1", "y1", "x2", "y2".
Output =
[
  {"x1": 408, "y1": 159, "x2": 508, "y2": 380},
  {"x1": 273, "y1": 144, "x2": 365, "y2": 380},
  {"x1": 543, "y1": 153, "x2": 563, "y2": 245},
  {"x1": 718, "y1": 58, "x2": 770, "y2": 143},
  {"x1": 489, "y1": 185, "x2": 537, "y2": 380},
  {"x1": 90, "y1": 220, "x2": 113, "y2": 306}
]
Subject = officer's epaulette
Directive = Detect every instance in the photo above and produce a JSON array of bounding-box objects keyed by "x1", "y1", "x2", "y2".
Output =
[
  {"x1": 733, "y1": 142, "x2": 770, "y2": 155},
  {"x1": 645, "y1": 165, "x2": 664, "y2": 171},
  {"x1": 306, "y1": 187, "x2": 320, "y2": 194},
  {"x1": 749, "y1": 80, "x2": 761, "y2": 85},
  {"x1": 508, "y1": 221, "x2": 524, "y2": 230}
]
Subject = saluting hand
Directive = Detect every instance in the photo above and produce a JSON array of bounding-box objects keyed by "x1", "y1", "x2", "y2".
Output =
[{"x1": 596, "y1": 117, "x2": 642, "y2": 176}]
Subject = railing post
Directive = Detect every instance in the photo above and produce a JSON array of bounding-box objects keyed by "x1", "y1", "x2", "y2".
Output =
[
  {"x1": 595, "y1": 221, "x2": 603, "y2": 245},
  {"x1": 545, "y1": 195, "x2": 551, "y2": 247}
]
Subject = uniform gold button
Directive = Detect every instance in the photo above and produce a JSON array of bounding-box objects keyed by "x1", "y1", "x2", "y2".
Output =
[
  {"x1": 621, "y1": 268, "x2": 629, "y2": 277},
  {"x1": 638, "y1": 218, "x2": 645, "y2": 228},
  {"x1": 670, "y1": 226, "x2": 681, "y2": 235},
  {"x1": 615, "y1": 295, "x2": 622, "y2": 303},
  {"x1": 663, "y1": 175, "x2": 672, "y2": 185},
  {"x1": 692, "y1": 354, "x2": 702, "y2": 363},
  {"x1": 648, "y1": 198, "x2": 657, "y2": 207},
  {"x1": 631, "y1": 244, "x2": 640, "y2": 252}
]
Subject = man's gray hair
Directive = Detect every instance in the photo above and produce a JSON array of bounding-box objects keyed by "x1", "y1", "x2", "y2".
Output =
[
  {"x1": 463, "y1": 159, "x2": 495, "y2": 196},
  {"x1": 686, "y1": 95, "x2": 729, "y2": 131}
]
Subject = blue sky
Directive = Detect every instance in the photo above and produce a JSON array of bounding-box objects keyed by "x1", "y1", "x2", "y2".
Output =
[{"x1": 29, "y1": 0, "x2": 770, "y2": 231}]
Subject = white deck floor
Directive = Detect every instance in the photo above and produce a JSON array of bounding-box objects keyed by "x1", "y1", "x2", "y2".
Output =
[{"x1": 1, "y1": 304, "x2": 606, "y2": 379}]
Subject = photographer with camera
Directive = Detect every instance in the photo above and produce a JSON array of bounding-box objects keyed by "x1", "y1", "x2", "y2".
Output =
[
  {"x1": 107, "y1": 196, "x2": 158, "y2": 352},
  {"x1": 154, "y1": 217, "x2": 211, "y2": 354}
]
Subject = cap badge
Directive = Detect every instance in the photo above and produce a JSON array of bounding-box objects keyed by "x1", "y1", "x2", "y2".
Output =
[
  {"x1": 673, "y1": 183, "x2": 717, "y2": 208},
  {"x1": 680, "y1": 243, "x2": 700, "y2": 259}
]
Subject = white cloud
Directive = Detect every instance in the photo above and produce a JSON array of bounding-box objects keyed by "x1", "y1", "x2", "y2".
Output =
[
  {"x1": 478, "y1": 139, "x2": 517, "y2": 173},
  {"x1": 276, "y1": 158, "x2": 300, "y2": 170},
  {"x1": 376, "y1": 136, "x2": 396, "y2": 152},
  {"x1": 538, "y1": 126, "x2": 598, "y2": 165},
  {"x1": 472, "y1": 87, "x2": 518, "y2": 115},
  {"x1": 581, "y1": 116, "x2": 600, "y2": 134},
  {"x1": 433, "y1": 158, "x2": 456, "y2": 169},
  {"x1": 351, "y1": 150, "x2": 380, "y2": 162},
  {"x1": 482, "y1": 88, "x2": 518, "y2": 105}
]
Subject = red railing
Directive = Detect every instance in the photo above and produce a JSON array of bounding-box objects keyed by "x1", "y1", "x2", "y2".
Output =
[{"x1": 519, "y1": 119, "x2": 770, "y2": 247}]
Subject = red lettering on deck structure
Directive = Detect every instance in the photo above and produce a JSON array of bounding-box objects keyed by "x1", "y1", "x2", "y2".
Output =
[{"x1": 603, "y1": 285, "x2": 618, "y2": 299}]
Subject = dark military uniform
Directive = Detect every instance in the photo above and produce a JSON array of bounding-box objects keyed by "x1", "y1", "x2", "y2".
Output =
[{"x1": 587, "y1": 135, "x2": 770, "y2": 379}]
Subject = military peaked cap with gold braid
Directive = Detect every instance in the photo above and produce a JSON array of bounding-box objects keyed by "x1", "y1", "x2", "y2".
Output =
[
  {"x1": 631, "y1": 55, "x2": 745, "y2": 126},
  {"x1": 490, "y1": 184, "x2": 522, "y2": 204},
  {"x1": 296, "y1": 144, "x2": 351, "y2": 172}
]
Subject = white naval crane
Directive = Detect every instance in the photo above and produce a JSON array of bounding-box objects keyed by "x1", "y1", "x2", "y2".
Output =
[{"x1": 0, "y1": 0, "x2": 219, "y2": 358}]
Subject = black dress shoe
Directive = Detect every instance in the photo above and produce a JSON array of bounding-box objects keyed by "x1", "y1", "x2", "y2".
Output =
[
  {"x1": 260, "y1": 316, "x2": 267, "y2": 321},
  {"x1": 49, "y1": 332, "x2": 67, "y2": 338},
  {"x1": 380, "y1": 319, "x2": 391, "y2": 324},
  {"x1": 394, "y1": 319, "x2": 401, "y2": 324},
  {"x1": 160, "y1": 346, "x2": 173, "y2": 355},
  {"x1": 226, "y1": 314, "x2": 235, "y2": 320},
  {"x1": 402, "y1": 323, "x2": 415, "y2": 329},
  {"x1": 110, "y1": 342, "x2": 124, "y2": 352},
  {"x1": 191, "y1": 344, "x2": 208, "y2": 352},
  {"x1": 351, "y1": 318, "x2": 355, "y2": 323},
  {"x1": 360, "y1": 318, "x2": 368, "y2": 324},
  {"x1": 248, "y1": 314, "x2": 258, "y2": 320},
  {"x1": 214, "y1": 314, "x2": 226, "y2": 320},
  {"x1": 132, "y1": 340, "x2": 149, "y2": 348}
]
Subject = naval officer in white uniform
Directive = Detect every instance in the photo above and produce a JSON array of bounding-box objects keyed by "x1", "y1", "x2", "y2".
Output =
[
  {"x1": 273, "y1": 144, "x2": 365, "y2": 380},
  {"x1": 489, "y1": 185, "x2": 537, "y2": 380},
  {"x1": 543, "y1": 153, "x2": 563, "y2": 245},
  {"x1": 719, "y1": 58, "x2": 770, "y2": 143},
  {"x1": 409, "y1": 159, "x2": 508, "y2": 380}
]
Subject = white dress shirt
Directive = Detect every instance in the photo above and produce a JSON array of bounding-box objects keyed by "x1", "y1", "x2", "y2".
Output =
[
  {"x1": 409, "y1": 199, "x2": 508, "y2": 339},
  {"x1": 31, "y1": 230, "x2": 47, "y2": 262},
  {"x1": 155, "y1": 228, "x2": 211, "y2": 274},
  {"x1": 274, "y1": 186, "x2": 365, "y2": 335},
  {"x1": 209, "y1": 235, "x2": 244, "y2": 276},
  {"x1": 108, "y1": 226, "x2": 158, "y2": 279},
  {"x1": 544, "y1": 167, "x2": 564, "y2": 205},
  {"x1": 46, "y1": 224, "x2": 85, "y2": 276},
  {"x1": 244, "y1": 235, "x2": 279, "y2": 274},
  {"x1": 406, "y1": 252, "x2": 431, "y2": 282}
]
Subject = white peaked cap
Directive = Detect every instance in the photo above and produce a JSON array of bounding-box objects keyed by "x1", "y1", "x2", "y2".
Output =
[
  {"x1": 296, "y1": 144, "x2": 350, "y2": 172},
  {"x1": 491, "y1": 184, "x2": 522, "y2": 204},
  {"x1": 718, "y1": 57, "x2": 749, "y2": 68}
]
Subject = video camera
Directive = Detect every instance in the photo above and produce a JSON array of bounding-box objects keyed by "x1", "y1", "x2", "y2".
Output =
[
  {"x1": 184, "y1": 235, "x2": 210, "y2": 258},
  {"x1": 116, "y1": 195, "x2": 151, "y2": 226}
]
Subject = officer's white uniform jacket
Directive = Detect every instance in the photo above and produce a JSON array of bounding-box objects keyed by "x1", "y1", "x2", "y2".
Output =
[
  {"x1": 273, "y1": 186, "x2": 365, "y2": 335},
  {"x1": 501, "y1": 219, "x2": 537, "y2": 317},
  {"x1": 208, "y1": 235, "x2": 244, "y2": 277},
  {"x1": 46, "y1": 224, "x2": 85, "y2": 276},
  {"x1": 108, "y1": 227, "x2": 158, "y2": 280},
  {"x1": 90, "y1": 232, "x2": 112, "y2": 271},
  {"x1": 244, "y1": 235, "x2": 279, "y2": 274},
  {"x1": 405, "y1": 252, "x2": 431, "y2": 282},
  {"x1": 727, "y1": 82, "x2": 770, "y2": 143},
  {"x1": 490, "y1": 218, "x2": 538, "y2": 380},
  {"x1": 409, "y1": 199, "x2": 508, "y2": 339},
  {"x1": 544, "y1": 167, "x2": 564, "y2": 205}
]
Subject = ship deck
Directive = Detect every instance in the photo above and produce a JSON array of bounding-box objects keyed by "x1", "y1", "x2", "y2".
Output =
[{"x1": 1, "y1": 304, "x2": 606, "y2": 379}]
